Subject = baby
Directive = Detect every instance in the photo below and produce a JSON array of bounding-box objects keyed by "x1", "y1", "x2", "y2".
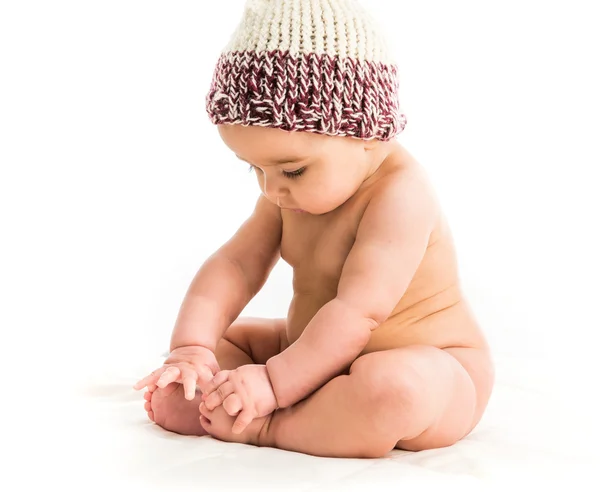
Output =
[{"x1": 133, "y1": 0, "x2": 494, "y2": 458}]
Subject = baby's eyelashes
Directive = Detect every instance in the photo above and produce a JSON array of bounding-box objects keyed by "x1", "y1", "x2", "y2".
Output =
[{"x1": 282, "y1": 167, "x2": 305, "y2": 179}]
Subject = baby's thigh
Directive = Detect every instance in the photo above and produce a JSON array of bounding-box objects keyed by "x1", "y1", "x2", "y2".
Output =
[{"x1": 222, "y1": 317, "x2": 288, "y2": 364}]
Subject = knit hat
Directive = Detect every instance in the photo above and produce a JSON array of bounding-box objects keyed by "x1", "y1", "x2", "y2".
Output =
[{"x1": 205, "y1": 0, "x2": 407, "y2": 141}]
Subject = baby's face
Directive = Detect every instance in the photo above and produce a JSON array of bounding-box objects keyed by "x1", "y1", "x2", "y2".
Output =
[{"x1": 218, "y1": 124, "x2": 379, "y2": 215}]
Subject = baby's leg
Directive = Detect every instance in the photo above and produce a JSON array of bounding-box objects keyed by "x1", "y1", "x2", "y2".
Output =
[
  {"x1": 145, "y1": 317, "x2": 287, "y2": 435},
  {"x1": 215, "y1": 317, "x2": 288, "y2": 370},
  {"x1": 252, "y1": 344, "x2": 494, "y2": 458}
]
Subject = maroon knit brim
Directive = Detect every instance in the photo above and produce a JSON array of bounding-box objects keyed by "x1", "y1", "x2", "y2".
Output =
[{"x1": 206, "y1": 50, "x2": 407, "y2": 141}]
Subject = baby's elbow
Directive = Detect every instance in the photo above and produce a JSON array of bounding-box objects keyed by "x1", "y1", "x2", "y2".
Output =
[
  {"x1": 326, "y1": 298, "x2": 384, "y2": 353},
  {"x1": 349, "y1": 317, "x2": 378, "y2": 352},
  {"x1": 335, "y1": 294, "x2": 394, "y2": 329}
]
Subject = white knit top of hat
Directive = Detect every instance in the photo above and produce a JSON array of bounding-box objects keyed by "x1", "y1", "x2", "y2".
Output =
[{"x1": 223, "y1": 0, "x2": 395, "y2": 65}]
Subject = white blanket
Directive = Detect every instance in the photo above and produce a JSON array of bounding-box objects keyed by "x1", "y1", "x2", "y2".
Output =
[{"x1": 53, "y1": 352, "x2": 597, "y2": 491}]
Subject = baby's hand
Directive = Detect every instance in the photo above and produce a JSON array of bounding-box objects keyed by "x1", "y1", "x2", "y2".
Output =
[
  {"x1": 133, "y1": 345, "x2": 220, "y2": 400},
  {"x1": 202, "y1": 364, "x2": 278, "y2": 434}
]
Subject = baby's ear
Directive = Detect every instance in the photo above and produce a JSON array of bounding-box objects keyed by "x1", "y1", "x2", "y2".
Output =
[{"x1": 362, "y1": 138, "x2": 379, "y2": 151}]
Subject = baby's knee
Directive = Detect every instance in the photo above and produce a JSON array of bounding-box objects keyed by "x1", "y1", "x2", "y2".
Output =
[{"x1": 349, "y1": 352, "x2": 427, "y2": 412}]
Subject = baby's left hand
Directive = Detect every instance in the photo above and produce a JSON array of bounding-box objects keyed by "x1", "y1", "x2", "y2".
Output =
[{"x1": 202, "y1": 364, "x2": 278, "y2": 434}]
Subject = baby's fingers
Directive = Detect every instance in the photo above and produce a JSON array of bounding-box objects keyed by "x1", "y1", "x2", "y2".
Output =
[
  {"x1": 196, "y1": 365, "x2": 218, "y2": 392},
  {"x1": 201, "y1": 370, "x2": 230, "y2": 397},
  {"x1": 223, "y1": 394, "x2": 242, "y2": 416},
  {"x1": 157, "y1": 367, "x2": 181, "y2": 388},
  {"x1": 133, "y1": 368, "x2": 166, "y2": 390},
  {"x1": 180, "y1": 367, "x2": 198, "y2": 401},
  {"x1": 205, "y1": 381, "x2": 235, "y2": 410},
  {"x1": 232, "y1": 408, "x2": 254, "y2": 435}
]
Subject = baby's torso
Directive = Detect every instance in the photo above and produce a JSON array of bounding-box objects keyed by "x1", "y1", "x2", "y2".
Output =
[{"x1": 280, "y1": 146, "x2": 489, "y2": 353}]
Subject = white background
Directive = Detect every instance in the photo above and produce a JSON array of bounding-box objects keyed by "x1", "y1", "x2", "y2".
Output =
[{"x1": 1, "y1": 0, "x2": 599, "y2": 485}]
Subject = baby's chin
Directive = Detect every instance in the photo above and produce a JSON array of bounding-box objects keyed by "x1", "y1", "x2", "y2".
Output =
[
  {"x1": 301, "y1": 199, "x2": 349, "y2": 215},
  {"x1": 290, "y1": 197, "x2": 353, "y2": 215}
]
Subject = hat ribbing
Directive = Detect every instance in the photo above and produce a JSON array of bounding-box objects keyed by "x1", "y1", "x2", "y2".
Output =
[{"x1": 206, "y1": 0, "x2": 407, "y2": 140}]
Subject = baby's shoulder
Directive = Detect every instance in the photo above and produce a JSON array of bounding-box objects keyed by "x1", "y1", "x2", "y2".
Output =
[{"x1": 369, "y1": 150, "x2": 439, "y2": 210}]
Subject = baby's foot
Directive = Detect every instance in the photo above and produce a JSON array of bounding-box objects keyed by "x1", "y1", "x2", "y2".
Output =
[
  {"x1": 143, "y1": 382, "x2": 208, "y2": 436},
  {"x1": 199, "y1": 401, "x2": 273, "y2": 447}
]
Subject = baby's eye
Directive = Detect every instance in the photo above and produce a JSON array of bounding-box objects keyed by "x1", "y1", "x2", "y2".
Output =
[{"x1": 282, "y1": 167, "x2": 305, "y2": 179}]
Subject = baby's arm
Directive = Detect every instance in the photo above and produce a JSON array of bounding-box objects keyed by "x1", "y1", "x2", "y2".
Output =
[
  {"x1": 170, "y1": 194, "x2": 282, "y2": 353},
  {"x1": 266, "y1": 175, "x2": 438, "y2": 408},
  {"x1": 135, "y1": 195, "x2": 281, "y2": 395}
]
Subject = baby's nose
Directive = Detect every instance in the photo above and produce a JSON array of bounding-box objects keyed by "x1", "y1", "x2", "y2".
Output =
[
  {"x1": 262, "y1": 177, "x2": 287, "y2": 201},
  {"x1": 262, "y1": 191, "x2": 287, "y2": 208}
]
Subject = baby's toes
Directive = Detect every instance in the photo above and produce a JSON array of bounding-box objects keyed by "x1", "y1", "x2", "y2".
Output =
[
  {"x1": 144, "y1": 400, "x2": 155, "y2": 422},
  {"x1": 143, "y1": 391, "x2": 154, "y2": 420},
  {"x1": 143, "y1": 393, "x2": 155, "y2": 420},
  {"x1": 199, "y1": 402, "x2": 240, "y2": 443},
  {"x1": 199, "y1": 402, "x2": 213, "y2": 429},
  {"x1": 199, "y1": 414, "x2": 211, "y2": 431},
  {"x1": 199, "y1": 402, "x2": 212, "y2": 420}
]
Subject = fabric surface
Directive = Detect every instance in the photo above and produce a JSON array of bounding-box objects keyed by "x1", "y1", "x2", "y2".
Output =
[{"x1": 58, "y1": 352, "x2": 597, "y2": 491}]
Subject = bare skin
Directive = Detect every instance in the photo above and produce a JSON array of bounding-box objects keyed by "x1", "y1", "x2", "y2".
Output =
[{"x1": 142, "y1": 125, "x2": 495, "y2": 458}]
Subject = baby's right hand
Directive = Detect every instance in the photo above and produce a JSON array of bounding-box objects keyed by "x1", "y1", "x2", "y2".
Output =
[{"x1": 133, "y1": 345, "x2": 220, "y2": 400}]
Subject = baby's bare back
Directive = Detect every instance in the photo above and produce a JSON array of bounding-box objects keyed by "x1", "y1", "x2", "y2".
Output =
[{"x1": 281, "y1": 145, "x2": 488, "y2": 353}]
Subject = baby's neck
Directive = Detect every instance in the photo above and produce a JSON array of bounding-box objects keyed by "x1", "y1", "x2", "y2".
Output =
[{"x1": 363, "y1": 139, "x2": 399, "y2": 184}]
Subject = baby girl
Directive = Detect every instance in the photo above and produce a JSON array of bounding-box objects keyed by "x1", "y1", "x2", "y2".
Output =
[{"x1": 133, "y1": 0, "x2": 494, "y2": 458}]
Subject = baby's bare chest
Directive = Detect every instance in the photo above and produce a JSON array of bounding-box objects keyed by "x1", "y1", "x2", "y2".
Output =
[{"x1": 280, "y1": 212, "x2": 361, "y2": 290}]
